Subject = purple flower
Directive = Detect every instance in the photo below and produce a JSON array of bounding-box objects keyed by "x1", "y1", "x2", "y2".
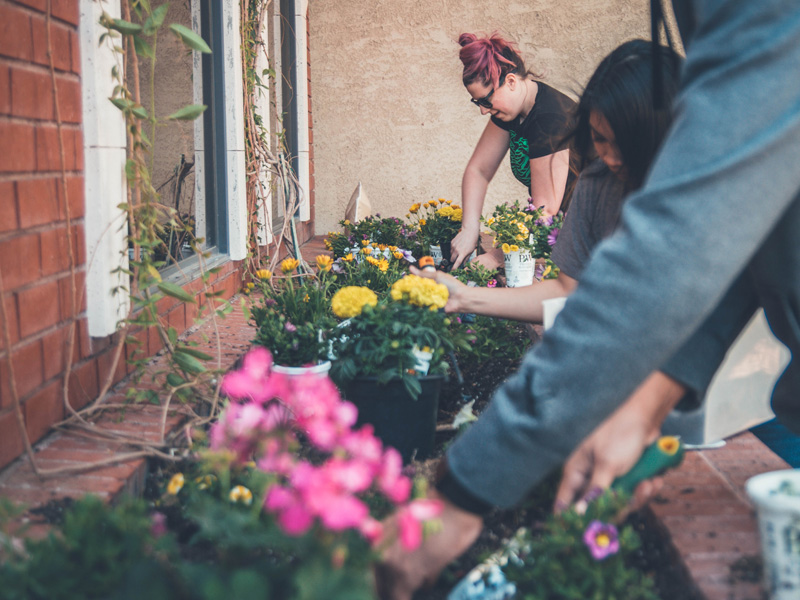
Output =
[
  {"x1": 285, "y1": 321, "x2": 297, "y2": 333},
  {"x1": 583, "y1": 520, "x2": 620, "y2": 560},
  {"x1": 151, "y1": 512, "x2": 167, "y2": 538},
  {"x1": 547, "y1": 227, "x2": 560, "y2": 247}
]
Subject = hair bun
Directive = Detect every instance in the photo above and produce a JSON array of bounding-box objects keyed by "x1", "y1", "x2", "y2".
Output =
[{"x1": 458, "y1": 32, "x2": 478, "y2": 48}]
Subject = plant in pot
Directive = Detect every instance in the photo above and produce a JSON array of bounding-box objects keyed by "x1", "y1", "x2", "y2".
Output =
[
  {"x1": 482, "y1": 199, "x2": 541, "y2": 287},
  {"x1": 328, "y1": 275, "x2": 466, "y2": 462},
  {"x1": 249, "y1": 256, "x2": 336, "y2": 375},
  {"x1": 329, "y1": 242, "x2": 414, "y2": 296},
  {"x1": 408, "y1": 199, "x2": 464, "y2": 267}
]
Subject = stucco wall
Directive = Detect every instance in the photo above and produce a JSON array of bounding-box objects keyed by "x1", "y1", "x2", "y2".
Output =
[{"x1": 309, "y1": 0, "x2": 652, "y2": 234}]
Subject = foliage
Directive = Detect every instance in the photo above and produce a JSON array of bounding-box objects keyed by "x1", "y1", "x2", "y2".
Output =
[
  {"x1": 450, "y1": 262, "x2": 499, "y2": 288},
  {"x1": 336, "y1": 216, "x2": 416, "y2": 253},
  {"x1": 329, "y1": 242, "x2": 414, "y2": 296},
  {"x1": 450, "y1": 314, "x2": 527, "y2": 374},
  {"x1": 529, "y1": 210, "x2": 565, "y2": 260},
  {"x1": 503, "y1": 490, "x2": 659, "y2": 600},
  {"x1": 408, "y1": 199, "x2": 463, "y2": 248},
  {"x1": 0, "y1": 495, "x2": 181, "y2": 600},
  {"x1": 482, "y1": 199, "x2": 539, "y2": 253},
  {"x1": 249, "y1": 257, "x2": 336, "y2": 366},
  {"x1": 329, "y1": 276, "x2": 470, "y2": 398}
]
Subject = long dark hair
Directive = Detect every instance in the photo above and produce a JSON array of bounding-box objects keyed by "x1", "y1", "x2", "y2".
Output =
[{"x1": 569, "y1": 39, "x2": 682, "y2": 190}]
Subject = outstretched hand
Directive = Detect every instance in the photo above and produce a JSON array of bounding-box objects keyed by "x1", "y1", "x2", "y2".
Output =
[
  {"x1": 554, "y1": 372, "x2": 686, "y2": 513},
  {"x1": 410, "y1": 265, "x2": 467, "y2": 313},
  {"x1": 448, "y1": 228, "x2": 479, "y2": 270}
]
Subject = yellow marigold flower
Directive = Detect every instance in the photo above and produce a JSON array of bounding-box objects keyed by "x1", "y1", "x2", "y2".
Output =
[
  {"x1": 409, "y1": 203, "x2": 421, "y2": 214},
  {"x1": 451, "y1": 203, "x2": 460, "y2": 209},
  {"x1": 316, "y1": 254, "x2": 333, "y2": 272},
  {"x1": 361, "y1": 246, "x2": 373, "y2": 255},
  {"x1": 451, "y1": 208, "x2": 463, "y2": 222},
  {"x1": 510, "y1": 244, "x2": 520, "y2": 252},
  {"x1": 501, "y1": 243, "x2": 511, "y2": 253},
  {"x1": 393, "y1": 251, "x2": 404, "y2": 260},
  {"x1": 378, "y1": 244, "x2": 387, "y2": 251},
  {"x1": 377, "y1": 258, "x2": 389, "y2": 272},
  {"x1": 331, "y1": 286, "x2": 378, "y2": 318},
  {"x1": 281, "y1": 258, "x2": 299, "y2": 273},
  {"x1": 255, "y1": 269, "x2": 272, "y2": 280},
  {"x1": 390, "y1": 275, "x2": 448, "y2": 309},
  {"x1": 388, "y1": 245, "x2": 397, "y2": 251},
  {"x1": 303, "y1": 294, "x2": 310, "y2": 302},
  {"x1": 246, "y1": 282, "x2": 255, "y2": 290},
  {"x1": 517, "y1": 222, "x2": 529, "y2": 234},
  {"x1": 342, "y1": 253, "x2": 354, "y2": 262},
  {"x1": 423, "y1": 202, "x2": 430, "y2": 209},
  {"x1": 229, "y1": 485, "x2": 253, "y2": 506},
  {"x1": 419, "y1": 218, "x2": 426, "y2": 226},
  {"x1": 167, "y1": 473, "x2": 185, "y2": 495},
  {"x1": 487, "y1": 217, "x2": 495, "y2": 225},
  {"x1": 366, "y1": 256, "x2": 380, "y2": 266},
  {"x1": 515, "y1": 234, "x2": 526, "y2": 241},
  {"x1": 437, "y1": 206, "x2": 454, "y2": 218},
  {"x1": 445, "y1": 199, "x2": 453, "y2": 204},
  {"x1": 343, "y1": 219, "x2": 351, "y2": 225},
  {"x1": 429, "y1": 199, "x2": 439, "y2": 206},
  {"x1": 324, "y1": 240, "x2": 333, "y2": 250}
]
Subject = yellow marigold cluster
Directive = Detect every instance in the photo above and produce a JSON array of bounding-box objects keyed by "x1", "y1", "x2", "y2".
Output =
[
  {"x1": 409, "y1": 202, "x2": 421, "y2": 214},
  {"x1": 331, "y1": 286, "x2": 378, "y2": 318},
  {"x1": 390, "y1": 275, "x2": 448, "y2": 310},
  {"x1": 316, "y1": 254, "x2": 333, "y2": 272},
  {"x1": 365, "y1": 256, "x2": 390, "y2": 272},
  {"x1": 281, "y1": 258, "x2": 299, "y2": 273}
]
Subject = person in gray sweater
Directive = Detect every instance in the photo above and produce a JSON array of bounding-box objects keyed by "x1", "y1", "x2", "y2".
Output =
[{"x1": 377, "y1": 1, "x2": 800, "y2": 598}]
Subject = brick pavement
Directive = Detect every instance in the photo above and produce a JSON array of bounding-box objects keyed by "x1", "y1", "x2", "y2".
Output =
[{"x1": 0, "y1": 236, "x2": 784, "y2": 599}]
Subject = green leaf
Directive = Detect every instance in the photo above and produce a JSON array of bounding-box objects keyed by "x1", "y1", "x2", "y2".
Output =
[
  {"x1": 110, "y1": 97, "x2": 133, "y2": 111},
  {"x1": 169, "y1": 23, "x2": 212, "y2": 53},
  {"x1": 166, "y1": 373, "x2": 185, "y2": 388},
  {"x1": 175, "y1": 346, "x2": 213, "y2": 361},
  {"x1": 110, "y1": 18, "x2": 142, "y2": 35},
  {"x1": 143, "y1": 3, "x2": 168, "y2": 36},
  {"x1": 131, "y1": 104, "x2": 149, "y2": 120},
  {"x1": 156, "y1": 281, "x2": 196, "y2": 304},
  {"x1": 167, "y1": 326, "x2": 178, "y2": 346},
  {"x1": 166, "y1": 104, "x2": 207, "y2": 121},
  {"x1": 132, "y1": 34, "x2": 154, "y2": 58},
  {"x1": 173, "y1": 350, "x2": 207, "y2": 374}
]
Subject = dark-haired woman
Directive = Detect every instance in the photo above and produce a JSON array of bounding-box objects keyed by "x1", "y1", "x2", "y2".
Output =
[
  {"x1": 449, "y1": 33, "x2": 576, "y2": 269},
  {"x1": 418, "y1": 39, "x2": 683, "y2": 323}
]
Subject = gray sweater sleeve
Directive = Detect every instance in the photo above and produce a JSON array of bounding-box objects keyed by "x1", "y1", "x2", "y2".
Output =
[{"x1": 445, "y1": 0, "x2": 800, "y2": 509}]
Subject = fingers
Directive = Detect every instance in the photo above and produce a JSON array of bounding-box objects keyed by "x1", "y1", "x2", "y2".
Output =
[{"x1": 554, "y1": 449, "x2": 593, "y2": 513}]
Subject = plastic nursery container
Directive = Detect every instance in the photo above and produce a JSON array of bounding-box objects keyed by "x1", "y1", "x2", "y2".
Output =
[
  {"x1": 343, "y1": 375, "x2": 444, "y2": 463},
  {"x1": 271, "y1": 360, "x2": 332, "y2": 378},
  {"x1": 746, "y1": 469, "x2": 800, "y2": 600},
  {"x1": 503, "y1": 249, "x2": 534, "y2": 288}
]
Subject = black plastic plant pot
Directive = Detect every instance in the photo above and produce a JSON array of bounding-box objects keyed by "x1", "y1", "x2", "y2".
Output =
[{"x1": 342, "y1": 375, "x2": 444, "y2": 463}]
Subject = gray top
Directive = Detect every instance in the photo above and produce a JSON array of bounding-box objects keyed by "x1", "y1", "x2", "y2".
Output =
[
  {"x1": 444, "y1": 0, "x2": 800, "y2": 510},
  {"x1": 550, "y1": 161, "x2": 627, "y2": 279}
]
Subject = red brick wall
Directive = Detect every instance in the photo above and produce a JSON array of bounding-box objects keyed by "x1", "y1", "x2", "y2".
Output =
[{"x1": 0, "y1": 0, "x2": 242, "y2": 472}]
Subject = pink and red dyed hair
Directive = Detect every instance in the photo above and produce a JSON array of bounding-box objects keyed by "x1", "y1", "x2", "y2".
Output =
[{"x1": 458, "y1": 32, "x2": 528, "y2": 88}]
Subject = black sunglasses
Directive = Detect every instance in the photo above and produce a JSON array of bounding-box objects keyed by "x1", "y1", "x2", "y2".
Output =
[
  {"x1": 470, "y1": 74, "x2": 507, "y2": 109},
  {"x1": 470, "y1": 87, "x2": 496, "y2": 109}
]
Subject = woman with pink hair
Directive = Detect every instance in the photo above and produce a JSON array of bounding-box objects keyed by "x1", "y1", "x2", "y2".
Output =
[{"x1": 450, "y1": 33, "x2": 576, "y2": 269}]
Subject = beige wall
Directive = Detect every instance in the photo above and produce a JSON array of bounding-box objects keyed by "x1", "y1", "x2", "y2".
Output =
[{"x1": 309, "y1": 0, "x2": 652, "y2": 234}]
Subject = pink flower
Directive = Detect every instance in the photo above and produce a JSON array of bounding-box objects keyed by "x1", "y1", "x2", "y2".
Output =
[
  {"x1": 378, "y1": 448, "x2": 412, "y2": 503},
  {"x1": 487, "y1": 279, "x2": 497, "y2": 288},
  {"x1": 318, "y1": 494, "x2": 369, "y2": 531},
  {"x1": 359, "y1": 517, "x2": 384, "y2": 546},
  {"x1": 285, "y1": 321, "x2": 297, "y2": 333},
  {"x1": 583, "y1": 520, "x2": 620, "y2": 560},
  {"x1": 395, "y1": 498, "x2": 443, "y2": 550},
  {"x1": 278, "y1": 503, "x2": 314, "y2": 535},
  {"x1": 221, "y1": 347, "x2": 273, "y2": 400}
]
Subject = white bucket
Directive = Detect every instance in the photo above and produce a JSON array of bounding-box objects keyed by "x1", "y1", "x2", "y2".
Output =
[
  {"x1": 503, "y1": 249, "x2": 534, "y2": 288},
  {"x1": 430, "y1": 245, "x2": 443, "y2": 266},
  {"x1": 272, "y1": 360, "x2": 332, "y2": 378},
  {"x1": 746, "y1": 469, "x2": 800, "y2": 599}
]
